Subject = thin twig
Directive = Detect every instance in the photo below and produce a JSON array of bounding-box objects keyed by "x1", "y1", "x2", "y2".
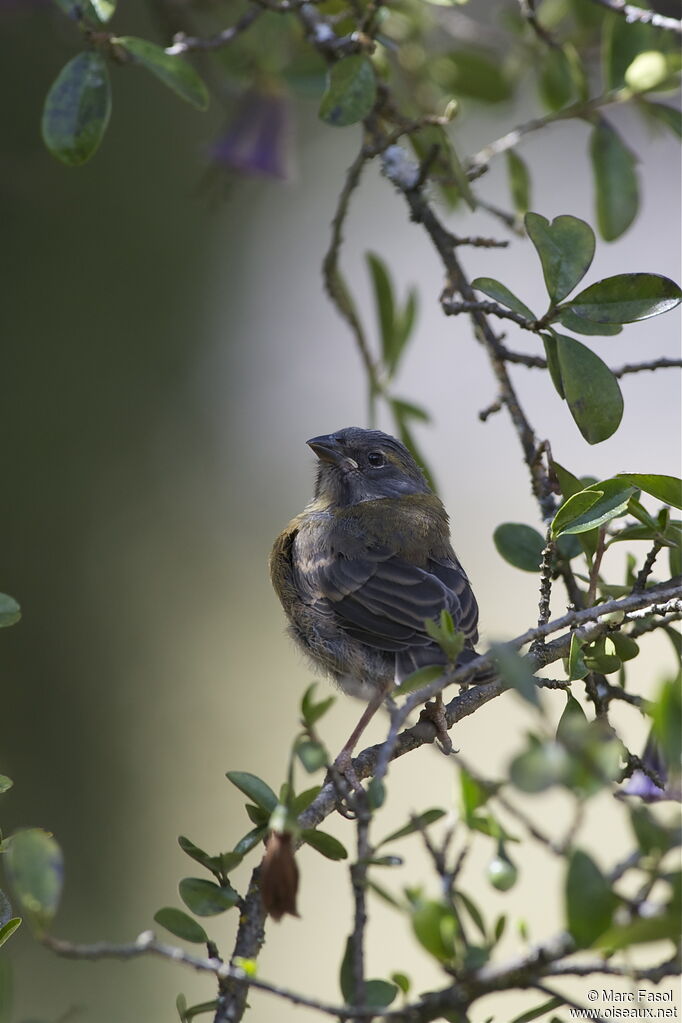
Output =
[
  {"x1": 467, "y1": 88, "x2": 631, "y2": 172},
  {"x1": 633, "y1": 539, "x2": 664, "y2": 593},
  {"x1": 586, "y1": 527, "x2": 607, "y2": 606},
  {"x1": 321, "y1": 148, "x2": 384, "y2": 421},
  {"x1": 165, "y1": 8, "x2": 262, "y2": 54},
  {"x1": 613, "y1": 357, "x2": 682, "y2": 378},
  {"x1": 443, "y1": 298, "x2": 537, "y2": 331},
  {"x1": 519, "y1": 0, "x2": 559, "y2": 46},
  {"x1": 479, "y1": 398, "x2": 503, "y2": 422},
  {"x1": 587, "y1": 0, "x2": 682, "y2": 33}
]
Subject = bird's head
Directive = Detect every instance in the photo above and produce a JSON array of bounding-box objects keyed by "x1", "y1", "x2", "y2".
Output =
[{"x1": 307, "y1": 427, "x2": 431, "y2": 506}]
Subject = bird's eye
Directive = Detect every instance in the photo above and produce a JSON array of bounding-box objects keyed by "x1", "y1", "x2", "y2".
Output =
[{"x1": 367, "y1": 451, "x2": 385, "y2": 468}]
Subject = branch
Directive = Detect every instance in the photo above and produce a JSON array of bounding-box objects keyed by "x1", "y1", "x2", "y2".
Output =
[
  {"x1": 214, "y1": 866, "x2": 267, "y2": 1023},
  {"x1": 299, "y1": 581, "x2": 681, "y2": 831},
  {"x1": 378, "y1": 145, "x2": 556, "y2": 518},
  {"x1": 467, "y1": 88, "x2": 631, "y2": 172},
  {"x1": 587, "y1": 0, "x2": 682, "y2": 33},
  {"x1": 613, "y1": 357, "x2": 682, "y2": 378},
  {"x1": 546, "y1": 955, "x2": 681, "y2": 981},
  {"x1": 442, "y1": 298, "x2": 538, "y2": 331},
  {"x1": 321, "y1": 148, "x2": 384, "y2": 420},
  {"x1": 165, "y1": 8, "x2": 263, "y2": 54}
]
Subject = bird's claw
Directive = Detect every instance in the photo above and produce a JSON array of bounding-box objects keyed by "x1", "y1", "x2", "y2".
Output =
[{"x1": 419, "y1": 695, "x2": 457, "y2": 756}]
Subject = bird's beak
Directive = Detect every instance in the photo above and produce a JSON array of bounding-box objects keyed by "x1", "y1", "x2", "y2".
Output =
[{"x1": 307, "y1": 434, "x2": 343, "y2": 464}]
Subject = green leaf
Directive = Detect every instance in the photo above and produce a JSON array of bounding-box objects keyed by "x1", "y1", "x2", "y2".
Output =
[
  {"x1": 585, "y1": 635, "x2": 622, "y2": 675},
  {"x1": 459, "y1": 768, "x2": 490, "y2": 819},
  {"x1": 554, "y1": 334, "x2": 623, "y2": 444},
  {"x1": 89, "y1": 0, "x2": 116, "y2": 20},
  {"x1": 597, "y1": 908, "x2": 682, "y2": 951},
  {"x1": 551, "y1": 460, "x2": 584, "y2": 500},
  {"x1": 567, "y1": 636, "x2": 589, "y2": 681},
  {"x1": 153, "y1": 907, "x2": 208, "y2": 944},
  {"x1": 179, "y1": 877, "x2": 239, "y2": 916},
  {"x1": 0, "y1": 595, "x2": 20, "y2": 629},
  {"x1": 292, "y1": 786, "x2": 321, "y2": 816},
  {"x1": 454, "y1": 889, "x2": 487, "y2": 938},
  {"x1": 493, "y1": 645, "x2": 541, "y2": 709},
  {"x1": 0, "y1": 776, "x2": 13, "y2": 795},
  {"x1": 424, "y1": 612, "x2": 465, "y2": 662},
  {"x1": 319, "y1": 55, "x2": 376, "y2": 127},
  {"x1": 493, "y1": 914, "x2": 507, "y2": 944},
  {"x1": 511, "y1": 997, "x2": 565, "y2": 1023},
  {"x1": 471, "y1": 278, "x2": 536, "y2": 320},
  {"x1": 391, "y1": 398, "x2": 430, "y2": 425},
  {"x1": 301, "y1": 683, "x2": 335, "y2": 728},
  {"x1": 610, "y1": 633, "x2": 639, "y2": 663},
  {"x1": 442, "y1": 50, "x2": 511, "y2": 103},
  {"x1": 642, "y1": 101, "x2": 682, "y2": 139},
  {"x1": 551, "y1": 479, "x2": 635, "y2": 537},
  {"x1": 525, "y1": 213, "x2": 595, "y2": 304},
  {"x1": 629, "y1": 805, "x2": 672, "y2": 856},
  {"x1": 396, "y1": 288, "x2": 419, "y2": 354},
  {"x1": 556, "y1": 694, "x2": 588, "y2": 748},
  {"x1": 178, "y1": 837, "x2": 241, "y2": 878},
  {"x1": 366, "y1": 253, "x2": 396, "y2": 372},
  {"x1": 339, "y1": 936, "x2": 355, "y2": 1002},
  {"x1": 367, "y1": 777, "x2": 385, "y2": 811},
  {"x1": 493, "y1": 523, "x2": 545, "y2": 572},
  {"x1": 564, "y1": 273, "x2": 682, "y2": 324},
  {"x1": 506, "y1": 150, "x2": 531, "y2": 216},
  {"x1": 391, "y1": 972, "x2": 410, "y2": 995},
  {"x1": 365, "y1": 980, "x2": 398, "y2": 1009},
  {"x1": 0, "y1": 918, "x2": 21, "y2": 949},
  {"x1": 232, "y1": 826, "x2": 267, "y2": 857},
  {"x1": 556, "y1": 308, "x2": 622, "y2": 336},
  {"x1": 538, "y1": 47, "x2": 575, "y2": 111},
  {"x1": 225, "y1": 772, "x2": 278, "y2": 813},
  {"x1": 590, "y1": 119, "x2": 639, "y2": 241},
  {"x1": 616, "y1": 474, "x2": 682, "y2": 510},
  {"x1": 410, "y1": 898, "x2": 457, "y2": 962},
  {"x1": 565, "y1": 849, "x2": 615, "y2": 947},
  {"x1": 41, "y1": 52, "x2": 111, "y2": 166},
  {"x1": 510, "y1": 741, "x2": 572, "y2": 793},
  {"x1": 543, "y1": 333, "x2": 565, "y2": 399},
  {"x1": 5, "y1": 829, "x2": 63, "y2": 934},
  {"x1": 300, "y1": 829, "x2": 347, "y2": 860},
  {"x1": 393, "y1": 664, "x2": 443, "y2": 697},
  {"x1": 377, "y1": 810, "x2": 445, "y2": 847},
  {"x1": 296, "y1": 739, "x2": 328, "y2": 773},
  {"x1": 114, "y1": 37, "x2": 208, "y2": 110},
  {"x1": 651, "y1": 677, "x2": 682, "y2": 770}
]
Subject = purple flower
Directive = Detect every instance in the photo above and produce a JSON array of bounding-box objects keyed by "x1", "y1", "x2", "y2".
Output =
[
  {"x1": 210, "y1": 90, "x2": 291, "y2": 180},
  {"x1": 619, "y1": 731, "x2": 682, "y2": 803}
]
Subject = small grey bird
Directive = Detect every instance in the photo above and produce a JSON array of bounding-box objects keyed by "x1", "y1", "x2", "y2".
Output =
[{"x1": 270, "y1": 427, "x2": 480, "y2": 760}]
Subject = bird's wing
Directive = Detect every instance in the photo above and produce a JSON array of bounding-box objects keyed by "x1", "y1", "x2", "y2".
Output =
[{"x1": 303, "y1": 543, "x2": 478, "y2": 652}]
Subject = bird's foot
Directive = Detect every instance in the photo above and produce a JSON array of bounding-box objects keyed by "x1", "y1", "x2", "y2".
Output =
[
  {"x1": 327, "y1": 747, "x2": 363, "y2": 797},
  {"x1": 419, "y1": 693, "x2": 457, "y2": 756}
]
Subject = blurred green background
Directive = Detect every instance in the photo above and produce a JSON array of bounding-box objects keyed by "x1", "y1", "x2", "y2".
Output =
[{"x1": 1, "y1": 3, "x2": 680, "y2": 1021}]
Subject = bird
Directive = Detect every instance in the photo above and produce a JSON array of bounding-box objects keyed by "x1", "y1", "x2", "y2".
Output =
[{"x1": 270, "y1": 427, "x2": 480, "y2": 766}]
